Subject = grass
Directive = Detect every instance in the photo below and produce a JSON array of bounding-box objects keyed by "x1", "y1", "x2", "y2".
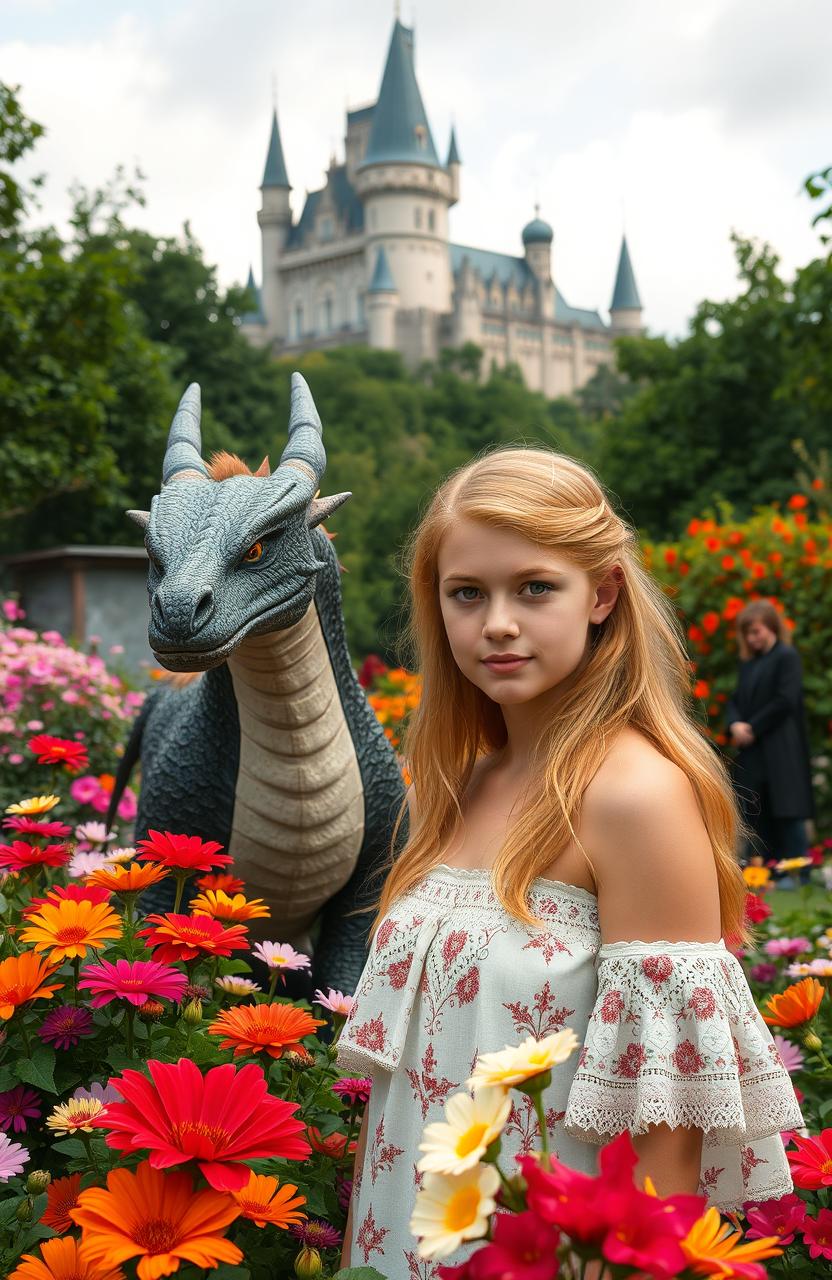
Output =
[{"x1": 767, "y1": 878, "x2": 831, "y2": 925}]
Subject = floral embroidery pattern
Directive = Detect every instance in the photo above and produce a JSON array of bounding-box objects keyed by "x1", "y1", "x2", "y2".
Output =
[
  {"x1": 700, "y1": 1165, "x2": 726, "y2": 1194},
  {"x1": 522, "y1": 931, "x2": 572, "y2": 963},
  {"x1": 354, "y1": 1015, "x2": 388, "y2": 1057},
  {"x1": 741, "y1": 1146, "x2": 769, "y2": 1182},
  {"x1": 671, "y1": 1039, "x2": 707, "y2": 1075},
  {"x1": 503, "y1": 980, "x2": 575, "y2": 1038},
  {"x1": 406, "y1": 1042, "x2": 458, "y2": 1120},
  {"x1": 642, "y1": 954, "x2": 674, "y2": 987},
  {"x1": 504, "y1": 1092, "x2": 565, "y2": 1156},
  {"x1": 613, "y1": 1042, "x2": 648, "y2": 1078},
  {"x1": 356, "y1": 1205, "x2": 389, "y2": 1263},
  {"x1": 405, "y1": 1247, "x2": 439, "y2": 1280},
  {"x1": 370, "y1": 1115, "x2": 405, "y2": 1185}
]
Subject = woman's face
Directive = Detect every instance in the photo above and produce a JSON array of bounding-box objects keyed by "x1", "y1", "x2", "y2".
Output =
[
  {"x1": 437, "y1": 518, "x2": 617, "y2": 707},
  {"x1": 744, "y1": 619, "x2": 778, "y2": 654}
]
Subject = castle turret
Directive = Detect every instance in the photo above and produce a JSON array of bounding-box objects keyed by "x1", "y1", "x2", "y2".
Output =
[
  {"x1": 257, "y1": 109, "x2": 292, "y2": 340},
  {"x1": 356, "y1": 20, "x2": 454, "y2": 318},
  {"x1": 366, "y1": 246, "x2": 399, "y2": 349},
  {"x1": 609, "y1": 235, "x2": 643, "y2": 335},
  {"x1": 522, "y1": 209, "x2": 554, "y2": 319},
  {"x1": 446, "y1": 126, "x2": 461, "y2": 206}
]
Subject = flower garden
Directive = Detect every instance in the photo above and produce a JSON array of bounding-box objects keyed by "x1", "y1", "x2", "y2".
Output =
[{"x1": 2, "y1": 477, "x2": 832, "y2": 1280}]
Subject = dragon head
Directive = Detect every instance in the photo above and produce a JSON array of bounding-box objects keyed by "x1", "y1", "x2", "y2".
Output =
[{"x1": 129, "y1": 373, "x2": 350, "y2": 671}]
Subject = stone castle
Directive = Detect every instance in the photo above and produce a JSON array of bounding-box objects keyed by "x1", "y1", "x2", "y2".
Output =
[{"x1": 241, "y1": 19, "x2": 644, "y2": 395}]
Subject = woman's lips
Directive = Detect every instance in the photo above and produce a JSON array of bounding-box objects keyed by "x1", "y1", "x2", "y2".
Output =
[{"x1": 481, "y1": 657, "x2": 531, "y2": 673}]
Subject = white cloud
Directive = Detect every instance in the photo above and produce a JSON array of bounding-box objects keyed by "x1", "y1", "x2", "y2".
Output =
[{"x1": 3, "y1": 0, "x2": 829, "y2": 339}]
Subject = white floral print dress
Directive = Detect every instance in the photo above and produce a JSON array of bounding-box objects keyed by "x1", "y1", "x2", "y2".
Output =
[{"x1": 336, "y1": 865, "x2": 803, "y2": 1280}]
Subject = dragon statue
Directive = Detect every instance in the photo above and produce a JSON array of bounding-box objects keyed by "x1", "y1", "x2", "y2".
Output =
[{"x1": 107, "y1": 374, "x2": 406, "y2": 995}]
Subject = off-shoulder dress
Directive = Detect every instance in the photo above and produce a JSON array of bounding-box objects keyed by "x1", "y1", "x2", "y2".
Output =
[{"x1": 336, "y1": 865, "x2": 803, "y2": 1280}]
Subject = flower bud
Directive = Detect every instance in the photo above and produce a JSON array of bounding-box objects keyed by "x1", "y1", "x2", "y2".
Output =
[
  {"x1": 519, "y1": 1068, "x2": 552, "y2": 1097},
  {"x1": 294, "y1": 1246, "x2": 322, "y2": 1278},
  {"x1": 26, "y1": 1170, "x2": 51, "y2": 1194},
  {"x1": 138, "y1": 999, "x2": 165, "y2": 1023},
  {"x1": 16, "y1": 1198, "x2": 33, "y2": 1222},
  {"x1": 285, "y1": 1047, "x2": 315, "y2": 1070},
  {"x1": 182, "y1": 999, "x2": 203, "y2": 1025},
  {"x1": 803, "y1": 1030, "x2": 823, "y2": 1052}
]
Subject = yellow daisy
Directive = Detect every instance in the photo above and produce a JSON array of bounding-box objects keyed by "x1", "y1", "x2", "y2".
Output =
[
  {"x1": 467, "y1": 1029, "x2": 579, "y2": 1093},
  {"x1": 417, "y1": 1087, "x2": 510, "y2": 1175},
  {"x1": 410, "y1": 1163, "x2": 500, "y2": 1259},
  {"x1": 46, "y1": 1097, "x2": 106, "y2": 1135},
  {"x1": 742, "y1": 866, "x2": 770, "y2": 888},
  {"x1": 5, "y1": 795, "x2": 61, "y2": 815}
]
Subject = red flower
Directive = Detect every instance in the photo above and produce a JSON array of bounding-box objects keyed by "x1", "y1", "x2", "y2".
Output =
[
  {"x1": 744, "y1": 893, "x2": 772, "y2": 924},
  {"x1": 0, "y1": 841, "x2": 70, "y2": 872},
  {"x1": 307, "y1": 1126, "x2": 357, "y2": 1159},
  {"x1": 1, "y1": 817, "x2": 72, "y2": 837},
  {"x1": 357, "y1": 654, "x2": 388, "y2": 688},
  {"x1": 23, "y1": 882, "x2": 112, "y2": 918},
  {"x1": 721, "y1": 555, "x2": 735, "y2": 570},
  {"x1": 439, "y1": 1210, "x2": 560, "y2": 1279},
  {"x1": 705, "y1": 536, "x2": 721, "y2": 551},
  {"x1": 744, "y1": 1193, "x2": 807, "y2": 1246},
  {"x1": 802, "y1": 1208, "x2": 832, "y2": 1260},
  {"x1": 95, "y1": 1057, "x2": 310, "y2": 1191},
  {"x1": 136, "y1": 830, "x2": 232, "y2": 872},
  {"x1": 137, "y1": 913, "x2": 249, "y2": 963},
  {"x1": 664, "y1": 547, "x2": 678, "y2": 567},
  {"x1": 27, "y1": 734, "x2": 89, "y2": 773},
  {"x1": 701, "y1": 612, "x2": 721, "y2": 635},
  {"x1": 787, "y1": 494, "x2": 809, "y2": 510},
  {"x1": 723, "y1": 597, "x2": 745, "y2": 620},
  {"x1": 195, "y1": 872, "x2": 245, "y2": 894},
  {"x1": 787, "y1": 1129, "x2": 832, "y2": 1189},
  {"x1": 693, "y1": 680, "x2": 710, "y2": 700}
]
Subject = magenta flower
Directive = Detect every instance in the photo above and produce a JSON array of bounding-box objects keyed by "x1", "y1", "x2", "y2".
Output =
[
  {"x1": 0, "y1": 1085, "x2": 41, "y2": 1133},
  {"x1": 802, "y1": 1208, "x2": 832, "y2": 1260},
  {"x1": 764, "y1": 937, "x2": 812, "y2": 957},
  {"x1": 744, "y1": 1193, "x2": 807, "y2": 1245},
  {"x1": 37, "y1": 1005, "x2": 95, "y2": 1050},
  {"x1": 1, "y1": 817, "x2": 72, "y2": 837},
  {"x1": 749, "y1": 962, "x2": 779, "y2": 985},
  {"x1": 0, "y1": 1132, "x2": 29, "y2": 1181},
  {"x1": 774, "y1": 1035, "x2": 805, "y2": 1075},
  {"x1": 331, "y1": 1077, "x2": 372, "y2": 1106},
  {"x1": 78, "y1": 957, "x2": 188, "y2": 1008},
  {"x1": 289, "y1": 1217, "x2": 343, "y2": 1248},
  {"x1": 70, "y1": 775, "x2": 104, "y2": 806}
]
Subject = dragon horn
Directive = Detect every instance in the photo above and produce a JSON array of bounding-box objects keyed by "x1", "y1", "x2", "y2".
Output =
[
  {"x1": 162, "y1": 384, "x2": 209, "y2": 484},
  {"x1": 276, "y1": 372, "x2": 326, "y2": 487}
]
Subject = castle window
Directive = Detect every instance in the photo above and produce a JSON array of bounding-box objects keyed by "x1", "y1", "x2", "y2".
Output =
[
  {"x1": 294, "y1": 304, "x2": 303, "y2": 340},
  {"x1": 414, "y1": 206, "x2": 423, "y2": 229},
  {"x1": 323, "y1": 296, "x2": 333, "y2": 333},
  {"x1": 428, "y1": 209, "x2": 436, "y2": 231},
  {"x1": 320, "y1": 216, "x2": 334, "y2": 242}
]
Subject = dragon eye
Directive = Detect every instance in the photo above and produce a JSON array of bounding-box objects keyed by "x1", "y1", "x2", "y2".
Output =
[{"x1": 243, "y1": 541, "x2": 264, "y2": 564}]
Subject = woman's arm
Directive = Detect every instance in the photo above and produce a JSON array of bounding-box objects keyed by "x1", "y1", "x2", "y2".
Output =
[
  {"x1": 339, "y1": 1102, "x2": 371, "y2": 1270},
  {"x1": 579, "y1": 735, "x2": 722, "y2": 1194}
]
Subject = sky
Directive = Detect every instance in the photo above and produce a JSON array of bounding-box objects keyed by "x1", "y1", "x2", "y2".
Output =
[{"x1": 3, "y1": 0, "x2": 830, "y2": 337}]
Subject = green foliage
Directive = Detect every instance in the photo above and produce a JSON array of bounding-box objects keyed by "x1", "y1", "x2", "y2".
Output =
[{"x1": 0, "y1": 82, "x2": 43, "y2": 233}]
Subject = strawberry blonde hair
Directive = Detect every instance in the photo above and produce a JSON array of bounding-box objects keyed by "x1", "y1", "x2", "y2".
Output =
[{"x1": 365, "y1": 447, "x2": 747, "y2": 944}]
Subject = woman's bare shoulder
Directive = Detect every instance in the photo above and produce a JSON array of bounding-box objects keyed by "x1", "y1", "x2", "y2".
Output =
[{"x1": 582, "y1": 727, "x2": 694, "y2": 820}]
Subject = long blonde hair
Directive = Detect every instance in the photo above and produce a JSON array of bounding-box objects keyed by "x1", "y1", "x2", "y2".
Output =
[{"x1": 366, "y1": 447, "x2": 747, "y2": 944}]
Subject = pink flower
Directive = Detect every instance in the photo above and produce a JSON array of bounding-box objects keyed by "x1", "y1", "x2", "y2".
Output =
[
  {"x1": 289, "y1": 1218, "x2": 343, "y2": 1248},
  {"x1": 2, "y1": 600, "x2": 25, "y2": 621},
  {"x1": 78, "y1": 958, "x2": 188, "y2": 1008},
  {"x1": 117, "y1": 788, "x2": 137, "y2": 821},
  {"x1": 744, "y1": 1193, "x2": 807, "y2": 1245},
  {"x1": 75, "y1": 821, "x2": 116, "y2": 845},
  {"x1": 70, "y1": 776, "x2": 104, "y2": 806},
  {"x1": 801, "y1": 1208, "x2": 832, "y2": 1260},
  {"x1": 37, "y1": 1005, "x2": 94, "y2": 1050},
  {"x1": 313, "y1": 987, "x2": 355, "y2": 1017},
  {"x1": 331, "y1": 1077, "x2": 372, "y2": 1106},
  {"x1": 0, "y1": 1085, "x2": 41, "y2": 1133},
  {"x1": 749, "y1": 962, "x2": 779, "y2": 984},
  {"x1": 773, "y1": 1035, "x2": 805, "y2": 1074},
  {"x1": 764, "y1": 937, "x2": 812, "y2": 957},
  {"x1": 0, "y1": 1132, "x2": 29, "y2": 1181},
  {"x1": 252, "y1": 941, "x2": 311, "y2": 973}
]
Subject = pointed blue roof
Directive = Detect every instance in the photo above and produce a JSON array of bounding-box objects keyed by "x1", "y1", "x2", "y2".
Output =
[
  {"x1": 447, "y1": 126, "x2": 461, "y2": 166},
  {"x1": 368, "y1": 246, "x2": 397, "y2": 293},
  {"x1": 610, "y1": 236, "x2": 642, "y2": 311},
  {"x1": 240, "y1": 266, "x2": 265, "y2": 325},
  {"x1": 261, "y1": 110, "x2": 290, "y2": 188},
  {"x1": 361, "y1": 21, "x2": 440, "y2": 168}
]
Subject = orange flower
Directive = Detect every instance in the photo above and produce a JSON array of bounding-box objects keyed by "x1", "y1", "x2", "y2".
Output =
[
  {"x1": 307, "y1": 1125, "x2": 357, "y2": 1158},
  {"x1": 19, "y1": 899, "x2": 122, "y2": 962},
  {"x1": 86, "y1": 864, "x2": 168, "y2": 894},
  {"x1": 722, "y1": 597, "x2": 745, "y2": 621},
  {"x1": 705, "y1": 536, "x2": 721, "y2": 551},
  {"x1": 721, "y1": 555, "x2": 735, "y2": 570},
  {"x1": 787, "y1": 494, "x2": 809, "y2": 510},
  {"x1": 763, "y1": 977, "x2": 825, "y2": 1028},
  {"x1": 663, "y1": 547, "x2": 678, "y2": 567},
  {"x1": 42, "y1": 1173, "x2": 82, "y2": 1234},
  {"x1": 687, "y1": 519, "x2": 701, "y2": 536},
  {"x1": 680, "y1": 1206, "x2": 782, "y2": 1276},
  {"x1": 0, "y1": 951, "x2": 63, "y2": 1019},
  {"x1": 208, "y1": 1002, "x2": 326, "y2": 1059},
  {"x1": 693, "y1": 680, "x2": 710, "y2": 700},
  {"x1": 231, "y1": 1170, "x2": 307, "y2": 1228},
  {"x1": 9, "y1": 1237, "x2": 124, "y2": 1280},
  {"x1": 701, "y1": 612, "x2": 721, "y2": 635},
  {"x1": 811, "y1": 477, "x2": 824, "y2": 490},
  {"x1": 188, "y1": 889, "x2": 271, "y2": 922},
  {"x1": 70, "y1": 1161, "x2": 242, "y2": 1280}
]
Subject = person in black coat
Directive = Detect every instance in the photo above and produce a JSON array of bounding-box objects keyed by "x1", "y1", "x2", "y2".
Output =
[{"x1": 726, "y1": 600, "x2": 814, "y2": 867}]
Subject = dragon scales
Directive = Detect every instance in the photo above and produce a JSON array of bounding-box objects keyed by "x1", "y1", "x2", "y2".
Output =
[{"x1": 107, "y1": 375, "x2": 406, "y2": 994}]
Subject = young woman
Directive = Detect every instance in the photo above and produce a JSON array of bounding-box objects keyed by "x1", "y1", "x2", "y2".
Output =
[
  {"x1": 727, "y1": 600, "x2": 814, "y2": 872},
  {"x1": 337, "y1": 450, "x2": 802, "y2": 1277}
]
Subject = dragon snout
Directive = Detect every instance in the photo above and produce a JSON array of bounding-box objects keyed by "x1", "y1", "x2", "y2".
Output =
[{"x1": 151, "y1": 583, "x2": 216, "y2": 640}]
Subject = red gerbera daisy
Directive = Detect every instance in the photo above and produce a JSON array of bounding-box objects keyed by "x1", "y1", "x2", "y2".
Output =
[
  {"x1": 23, "y1": 883, "x2": 112, "y2": 918},
  {"x1": 94, "y1": 1057, "x2": 311, "y2": 1191},
  {"x1": 787, "y1": 1129, "x2": 832, "y2": 1189},
  {"x1": 135, "y1": 830, "x2": 231, "y2": 872},
  {"x1": 0, "y1": 841, "x2": 70, "y2": 873},
  {"x1": 27, "y1": 734, "x2": 89, "y2": 773},
  {"x1": 1, "y1": 817, "x2": 73, "y2": 838},
  {"x1": 195, "y1": 872, "x2": 245, "y2": 894},
  {"x1": 41, "y1": 1171, "x2": 82, "y2": 1233},
  {"x1": 137, "y1": 913, "x2": 249, "y2": 963}
]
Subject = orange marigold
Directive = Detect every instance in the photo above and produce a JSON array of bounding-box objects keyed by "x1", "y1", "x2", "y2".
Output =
[
  {"x1": 188, "y1": 889, "x2": 271, "y2": 922},
  {"x1": 0, "y1": 951, "x2": 63, "y2": 1019},
  {"x1": 208, "y1": 1002, "x2": 326, "y2": 1059},
  {"x1": 9, "y1": 1237, "x2": 124, "y2": 1280},
  {"x1": 762, "y1": 977, "x2": 825, "y2": 1028},
  {"x1": 231, "y1": 1170, "x2": 307, "y2": 1228}
]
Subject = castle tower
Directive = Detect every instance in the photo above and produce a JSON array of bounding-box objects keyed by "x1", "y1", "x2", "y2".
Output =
[
  {"x1": 446, "y1": 126, "x2": 461, "y2": 206},
  {"x1": 522, "y1": 209, "x2": 555, "y2": 320},
  {"x1": 366, "y1": 246, "x2": 399, "y2": 349},
  {"x1": 355, "y1": 20, "x2": 454, "y2": 316},
  {"x1": 609, "y1": 235, "x2": 643, "y2": 335},
  {"x1": 257, "y1": 109, "x2": 292, "y2": 340}
]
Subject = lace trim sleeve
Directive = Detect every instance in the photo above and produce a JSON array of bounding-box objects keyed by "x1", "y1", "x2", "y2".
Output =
[{"x1": 564, "y1": 940, "x2": 803, "y2": 1149}]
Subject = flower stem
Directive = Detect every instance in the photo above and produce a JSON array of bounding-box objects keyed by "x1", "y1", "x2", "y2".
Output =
[
  {"x1": 532, "y1": 1092, "x2": 549, "y2": 1156},
  {"x1": 79, "y1": 1130, "x2": 101, "y2": 1176},
  {"x1": 172, "y1": 873, "x2": 187, "y2": 915},
  {"x1": 268, "y1": 969, "x2": 279, "y2": 999},
  {"x1": 72, "y1": 956, "x2": 81, "y2": 1005},
  {"x1": 124, "y1": 1005, "x2": 135, "y2": 1058}
]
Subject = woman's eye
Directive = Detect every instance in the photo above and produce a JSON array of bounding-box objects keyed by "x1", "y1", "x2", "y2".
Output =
[
  {"x1": 453, "y1": 587, "x2": 481, "y2": 601},
  {"x1": 243, "y1": 541, "x2": 264, "y2": 564},
  {"x1": 525, "y1": 581, "x2": 553, "y2": 596}
]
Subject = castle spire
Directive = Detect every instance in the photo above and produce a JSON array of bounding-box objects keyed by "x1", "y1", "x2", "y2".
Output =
[
  {"x1": 361, "y1": 19, "x2": 439, "y2": 168},
  {"x1": 446, "y1": 125, "x2": 461, "y2": 167},
  {"x1": 261, "y1": 109, "x2": 290, "y2": 189},
  {"x1": 610, "y1": 235, "x2": 641, "y2": 312}
]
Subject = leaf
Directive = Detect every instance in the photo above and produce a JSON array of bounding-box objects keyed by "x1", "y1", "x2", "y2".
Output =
[
  {"x1": 17, "y1": 1043, "x2": 56, "y2": 1093},
  {"x1": 331, "y1": 1269, "x2": 389, "y2": 1280},
  {"x1": 217, "y1": 959, "x2": 253, "y2": 976},
  {"x1": 52, "y1": 1138, "x2": 89, "y2": 1158},
  {"x1": 208, "y1": 1268, "x2": 251, "y2": 1280},
  {"x1": 0, "y1": 1064, "x2": 19, "y2": 1092},
  {"x1": 106, "y1": 1046, "x2": 140, "y2": 1074}
]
